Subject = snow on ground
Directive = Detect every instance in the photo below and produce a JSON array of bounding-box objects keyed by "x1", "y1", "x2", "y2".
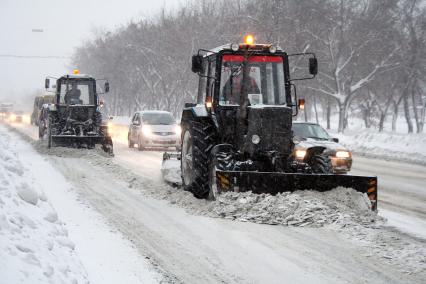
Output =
[
  {"x1": 7, "y1": 122, "x2": 426, "y2": 281},
  {"x1": 0, "y1": 127, "x2": 88, "y2": 283},
  {"x1": 100, "y1": 154, "x2": 425, "y2": 276},
  {"x1": 0, "y1": 124, "x2": 162, "y2": 284}
]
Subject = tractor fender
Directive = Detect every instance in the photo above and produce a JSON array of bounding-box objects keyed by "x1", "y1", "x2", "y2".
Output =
[
  {"x1": 181, "y1": 104, "x2": 212, "y2": 124},
  {"x1": 183, "y1": 104, "x2": 209, "y2": 118}
]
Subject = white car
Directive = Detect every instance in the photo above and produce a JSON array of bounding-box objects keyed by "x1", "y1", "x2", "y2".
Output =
[{"x1": 128, "y1": 111, "x2": 181, "y2": 151}]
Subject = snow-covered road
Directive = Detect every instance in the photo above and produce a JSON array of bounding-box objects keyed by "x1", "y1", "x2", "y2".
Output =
[
  {"x1": 4, "y1": 122, "x2": 426, "y2": 283},
  {"x1": 351, "y1": 157, "x2": 426, "y2": 239}
]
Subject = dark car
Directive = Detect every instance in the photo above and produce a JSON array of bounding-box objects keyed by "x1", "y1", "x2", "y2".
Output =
[{"x1": 292, "y1": 122, "x2": 352, "y2": 174}]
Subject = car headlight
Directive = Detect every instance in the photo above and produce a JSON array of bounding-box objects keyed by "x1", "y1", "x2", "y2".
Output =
[
  {"x1": 10, "y1": 114, "x2": 16, "y2": 121},
  {"x1": 107, "y1": 122, "x2": 113, "y2": 135},
  {"x1": 175, "y1": 125, "x2": 181, "y2": 135},
  {"x1": 336, "y1": 151, "x2": 350, "y2": 158},
  {"x1": 142, "y1": 125, "x2": 152, "y2": 136},
  {"x1": 295, "y1": 149, "x2": 307, "y2": 159}
]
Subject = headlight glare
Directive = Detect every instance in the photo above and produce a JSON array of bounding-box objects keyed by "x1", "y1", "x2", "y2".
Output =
[
  {"x1": 142, "y1": 125, "x2": 152, "y2": 136},
  {"x1": 336, "y1": 151, "x2": 350, "y2": 158},
  {"x1": 175, "y1": 125, "x2": 182, "y2": 135},
  {"x1": 295, "y1": 149, "x2": 307, "y2": 159}
]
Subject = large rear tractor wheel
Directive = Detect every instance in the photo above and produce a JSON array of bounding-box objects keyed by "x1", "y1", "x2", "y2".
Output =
[
  {"x1": 181, "y1": 120, "x2": 216, "y2": 199},
  {"x1": 309, "y1": 154, "x2": 333, "y2": 174}
]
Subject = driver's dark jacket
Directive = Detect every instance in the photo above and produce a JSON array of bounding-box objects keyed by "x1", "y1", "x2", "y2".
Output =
[{"x1": 64, "y1": 89, "x2": 81, "y2": 104}]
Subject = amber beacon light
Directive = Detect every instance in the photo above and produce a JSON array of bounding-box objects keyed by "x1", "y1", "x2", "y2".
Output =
[{"x1": 244, "y1": 34, "x2": 254, "y2": 45}]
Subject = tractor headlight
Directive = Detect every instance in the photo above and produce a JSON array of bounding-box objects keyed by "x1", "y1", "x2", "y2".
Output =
[
  {"x1": 142, "y1": 125, "x2": 152, "y2": 136},
  {"x1": 335, "y1": 151, "x2": 350, "y2": 158},
  {"x1": 175, "y1": 125, "x2": 182, "y2": 135},
  {"x1": 10, "y1": 114, "x2": 16, "y2": 122},
  {"x1": 269, "y1": 45, "x2": 277, "y2": 53},
  {"x1": 231, "y1": 43, "x2": 239, "y2": 51},
  {"x1": 251, "y1": 134, "x2": 261, "y2": 144},
  {"x1": 295, "y1": 149, "x2": 307, "y2": 159}
]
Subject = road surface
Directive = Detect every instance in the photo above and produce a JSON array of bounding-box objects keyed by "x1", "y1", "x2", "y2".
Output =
[{"x1": 6, "y1": 121, "x2": 426, "y2": 283}]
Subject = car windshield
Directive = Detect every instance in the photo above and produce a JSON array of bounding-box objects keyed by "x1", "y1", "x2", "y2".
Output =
[
  {"x1": 59, "y1": 80, "x2": 95, "y2": 105},
  {"x1": 142, "y1": 112, "x2": 175, "y2": 125},
  {"x1": 219, "y1": 55, "x2": 286, "y2": 106},
  {"x1": 292, "y1": 123, "x2": 330, "y2": 140}
]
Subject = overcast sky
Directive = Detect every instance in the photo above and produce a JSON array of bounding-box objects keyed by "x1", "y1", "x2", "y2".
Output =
[{"x1": 0, "y1": 0, "x2": 181, "y2": 105}]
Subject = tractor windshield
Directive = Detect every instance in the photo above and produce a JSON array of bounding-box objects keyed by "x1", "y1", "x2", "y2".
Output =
[
  {"x1": 219, "y1": 55, "x2": 286, "y2": 106},
  {"x1": 59, "y1": 80, "x2": 95, "y2": 105}
]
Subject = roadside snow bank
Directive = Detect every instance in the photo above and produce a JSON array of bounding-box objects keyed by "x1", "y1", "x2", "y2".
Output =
[
  {"x1": 334, "y1": 129, "x2": 426, "y2": 165},
  {"x1": 0, "y1": 129, "x2": 88, "y2": 283}
]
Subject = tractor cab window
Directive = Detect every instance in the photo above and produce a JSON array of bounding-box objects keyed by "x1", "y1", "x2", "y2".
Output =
[
  {"x1": 219, "y1": 55, "x2": 285, "y2": 106},
  {"x1": 59, "y1": 80, "x2": 95, "y2": 105}
]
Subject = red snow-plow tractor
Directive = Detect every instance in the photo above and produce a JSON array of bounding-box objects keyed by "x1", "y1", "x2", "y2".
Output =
[
  {"x1": 43, "y1": 70, "x2": 113, "y2": 155},
  {"x1": 165, "y1": 36, "x2": 378, "y2": 210}
]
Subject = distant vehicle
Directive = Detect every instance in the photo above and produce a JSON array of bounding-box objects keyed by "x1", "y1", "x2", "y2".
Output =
[
  {"x1": 128, "y1": 110, "x2": 181, "y2": 151},
  {"x1": 9, "y1": 111, "x2": 24, "y2": 123},
  {"x1": 292, "y1": 122, "x2": 352, "y2": 174},
  {"x1": 43, "y1": 70, "x2": 113, "y2": 155},
  {"x1": 0, "y1": 102, "x2": 13, "y2": 121},
  {"x1": 31, "y1": 95, "x2": 55, "y2": 125}
]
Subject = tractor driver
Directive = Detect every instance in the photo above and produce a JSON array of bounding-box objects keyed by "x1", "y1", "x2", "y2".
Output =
[
  {"x1": 222, "y1": 66, "x2": 260, "y2": 105},
  {"x1": 64, "y1": 83, "x2": 82, "y2": 104}
]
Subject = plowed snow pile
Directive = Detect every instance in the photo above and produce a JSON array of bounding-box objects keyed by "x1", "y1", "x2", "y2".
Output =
[
  {"x1": 201, "y1": 188, "x2": 379, "y2": 227},
  {"x1": 0, "y1": 130, "x2": 88, "y2": 283}
]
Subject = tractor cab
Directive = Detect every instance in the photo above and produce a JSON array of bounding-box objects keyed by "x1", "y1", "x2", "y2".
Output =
[{"x1": 188, "y1": 36, "x2": 316, "y2": 156}]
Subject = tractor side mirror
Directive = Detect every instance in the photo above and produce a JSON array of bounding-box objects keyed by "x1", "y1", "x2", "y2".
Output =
[
  {"x1": 104, "y1": 82, "x2": 110, "y2": 93},
  {"x1": 191, "y1": 55, "x2": 203, "y2": 73},
  {"x1": 45, "y1": 78, "x2": 50, "y2": 89},
  {"x1": 309, "y1": 58, "x2": 318, "y2": 75},
  {"x1": 332, "y1": 137, "x2": 339, "y2": 143}
]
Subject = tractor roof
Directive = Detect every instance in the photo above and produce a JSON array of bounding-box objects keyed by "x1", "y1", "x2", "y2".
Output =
[
  {"x1": 59, "y1": 74, "x2": 94, "y2": 80},
  {"x1": 203, "y1": 43, "x2": 283, "y2": 57}
]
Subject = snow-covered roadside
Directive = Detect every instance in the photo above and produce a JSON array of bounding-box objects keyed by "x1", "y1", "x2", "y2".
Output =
[
  {"x1": 0, "y1": 125, "x2": 162, "y2": 284},
  {"x1": 0, "y1": 127, "x2": 88, "y2": 283}
]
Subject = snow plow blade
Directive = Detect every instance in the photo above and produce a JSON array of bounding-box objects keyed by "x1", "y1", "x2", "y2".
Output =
[
  {"x1": 215, "y1": 170, "x2": 378, "y2": 211},
  {"x1": 50, "y1": 135, "x2": 114, "y2": 155}
]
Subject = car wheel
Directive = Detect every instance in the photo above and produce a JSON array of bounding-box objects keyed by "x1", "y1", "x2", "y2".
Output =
[
  {"x1": 138, "y1": 136, "x2": 144, "y2": 151},
  {"x1": 128, "y1": 133, "x2": 134, "y2": 148}
]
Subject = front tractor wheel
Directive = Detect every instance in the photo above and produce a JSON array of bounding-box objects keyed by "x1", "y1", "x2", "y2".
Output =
[
  {"x1": 181, "y1": 121, "x2": 215, "y2": 199},
  {"x1": 309, "y1": 154, "x2": 333, "y2": 174}
]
